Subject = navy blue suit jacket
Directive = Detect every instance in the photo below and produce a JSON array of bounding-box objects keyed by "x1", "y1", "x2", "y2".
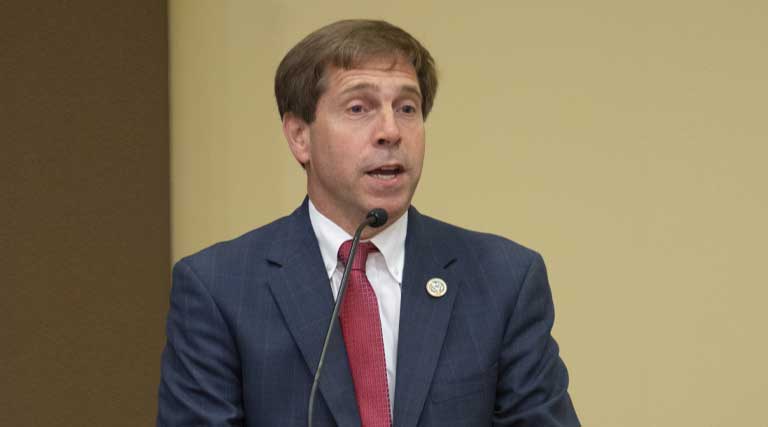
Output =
[{"x1": 158, "y1": 200, "x2": 579, "y2": 426}]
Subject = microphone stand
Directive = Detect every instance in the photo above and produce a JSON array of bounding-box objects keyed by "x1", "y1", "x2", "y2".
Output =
[{"x1": 307, "y1": 209, "x2": 387, "y2": 427}]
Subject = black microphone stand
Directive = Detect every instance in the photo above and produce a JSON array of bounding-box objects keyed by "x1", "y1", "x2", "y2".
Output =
[{"x1": 307, "y1": 209, "x2": 387, "y2": 427}]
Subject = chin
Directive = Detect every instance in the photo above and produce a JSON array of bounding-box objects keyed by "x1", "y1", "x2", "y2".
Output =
[
  {"x1": 370, "y1": 201, "x2": 408, "y2": 221},
  {"x1": 361, "y1": 190, "x2": 414, "y2": 219}
]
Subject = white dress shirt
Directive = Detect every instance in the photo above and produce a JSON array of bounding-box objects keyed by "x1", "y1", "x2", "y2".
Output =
[{"x1": 308, "y1": 200, "x2": 406, "y2": 409}]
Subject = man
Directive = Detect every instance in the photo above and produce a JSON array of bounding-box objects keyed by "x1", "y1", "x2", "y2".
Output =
[{"x1": 158, "y1": 20, "x2": 579, "y2": 426}]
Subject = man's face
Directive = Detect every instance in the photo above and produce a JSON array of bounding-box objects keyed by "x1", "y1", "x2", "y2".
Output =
[{"x1": 286, "y1": 57, "x2": 426, "y2": 234}]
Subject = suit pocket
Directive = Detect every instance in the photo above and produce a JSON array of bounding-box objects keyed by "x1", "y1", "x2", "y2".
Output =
[{"x1": 429, "y1": 362, "x2": 498, "y2": 403}]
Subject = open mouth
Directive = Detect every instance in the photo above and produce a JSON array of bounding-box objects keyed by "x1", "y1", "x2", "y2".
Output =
[{"x1": 366, "y1": 165, "x2": 403, "y2": 180}]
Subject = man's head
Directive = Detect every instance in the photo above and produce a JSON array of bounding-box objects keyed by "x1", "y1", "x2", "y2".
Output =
[
  {"x1": 275, "y1": 20, "x2": 438, "y2": 124},
  {"x1": 275, "y1": 20, "x2": 438, "y2": 235}
]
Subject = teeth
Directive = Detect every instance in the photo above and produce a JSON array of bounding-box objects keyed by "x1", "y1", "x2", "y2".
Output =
[
  {"x1": 371, "y1": 167, "x2": 400, "y2": 173},
  {"x1": 371, "y1": 173, "x2": 397, "y2": 180},
  {"x1": 367, "y1": 166, "x2": 401, "y2": 180}
]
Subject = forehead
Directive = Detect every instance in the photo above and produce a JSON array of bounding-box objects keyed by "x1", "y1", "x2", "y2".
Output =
[{"x1": 322, "y1": 56, "x2": 420, "y2": 94}]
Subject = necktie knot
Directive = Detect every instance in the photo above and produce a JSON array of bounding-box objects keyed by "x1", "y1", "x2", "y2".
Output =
[{"x1": 338, "y1": 240, "x2": 378, "y2": 271}]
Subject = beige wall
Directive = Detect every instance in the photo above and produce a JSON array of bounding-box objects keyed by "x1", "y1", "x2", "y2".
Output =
[{"x1": 170, "y1": 2, "x2": 768, "y2": 425}]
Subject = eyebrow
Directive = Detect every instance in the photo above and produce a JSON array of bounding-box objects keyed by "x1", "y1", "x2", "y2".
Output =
[{"x1": 338, "y1": 82, "x2": 422, "y2": 99}]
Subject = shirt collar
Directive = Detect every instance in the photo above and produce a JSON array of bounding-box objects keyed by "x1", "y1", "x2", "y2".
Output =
[{"x1": 308, "y1": 199, "x2": 407, "y2": 283}]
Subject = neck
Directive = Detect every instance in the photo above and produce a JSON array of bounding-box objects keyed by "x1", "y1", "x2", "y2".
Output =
[{"x1": 308, "y1": 198, "x2": 403, "y2": 240}]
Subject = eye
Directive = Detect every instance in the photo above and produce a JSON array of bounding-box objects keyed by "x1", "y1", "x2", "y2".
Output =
[
  {"x1": 348, "y1": 104, "x2": 366, "y2": 114},
  {"x1": 399, "y1": 104, "x2": 419, "y2": 115}
]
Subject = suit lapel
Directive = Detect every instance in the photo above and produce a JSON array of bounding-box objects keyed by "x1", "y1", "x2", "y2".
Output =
[
  {"x1": 393, "y1": 208, "x2": 461, "y2": 427},
  {"x1": 266, "y1": 200, "x2": 361, "y2": 426}
]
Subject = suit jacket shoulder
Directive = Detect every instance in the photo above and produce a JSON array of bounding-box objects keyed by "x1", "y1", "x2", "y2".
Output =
[
  {"x1": 415, "y1": 211, "x2": 541, "y2": 266},
  {"x1": 408, "y1": 210, "x2": 545, "y2": 307},
  {"x1": 177, "y1": 208, "x2": 296, "y2": 278}
]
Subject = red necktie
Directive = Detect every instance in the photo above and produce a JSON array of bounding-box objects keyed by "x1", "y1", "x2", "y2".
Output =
[{"x1": 338, "y1": 240, "x2": 392, "y2": 427}]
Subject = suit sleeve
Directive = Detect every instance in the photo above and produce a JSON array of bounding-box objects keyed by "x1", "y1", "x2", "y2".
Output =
[
  {"x1": 493, "y1": 253, "x2": 580, "y2": 426},
  {"x1": 157, "y1": 259, "x2": 244, "y2": 426}
]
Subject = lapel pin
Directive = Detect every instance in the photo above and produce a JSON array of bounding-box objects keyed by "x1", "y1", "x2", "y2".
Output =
[{"x1": 426, "y1": 278, "x2": 447, "y2": 298}]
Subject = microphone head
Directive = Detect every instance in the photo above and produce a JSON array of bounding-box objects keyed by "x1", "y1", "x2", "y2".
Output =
[{"x1": 366, "y1": 208, "x2": 388, "y2": 228}]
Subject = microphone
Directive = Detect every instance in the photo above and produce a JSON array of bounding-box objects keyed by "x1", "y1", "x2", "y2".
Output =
[
  {"x1": 307, "y1": 208, "x2": 388, "y2": 427},
  {"x1": 366, "y1": 208, "x2": 388, "y2": 228}
]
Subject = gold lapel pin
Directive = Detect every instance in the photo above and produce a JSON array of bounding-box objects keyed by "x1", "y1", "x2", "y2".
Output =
[{"x1": 426, "y1": 278, "x2": 447, "y2": 298}]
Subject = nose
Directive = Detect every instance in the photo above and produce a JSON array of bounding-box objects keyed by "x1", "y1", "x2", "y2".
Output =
[{"x1": 375, "y1": 108, "x2": 401, "y2": 146}]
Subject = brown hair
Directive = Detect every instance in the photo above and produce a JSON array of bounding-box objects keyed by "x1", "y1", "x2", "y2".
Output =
[{"x1": 274, "y1": 19, "x2": 438, "y2": 123}]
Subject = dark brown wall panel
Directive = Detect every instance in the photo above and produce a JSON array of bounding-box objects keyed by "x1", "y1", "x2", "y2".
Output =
[{"x1": 1, "y1": 2, "x2": 170, "y2": 426}]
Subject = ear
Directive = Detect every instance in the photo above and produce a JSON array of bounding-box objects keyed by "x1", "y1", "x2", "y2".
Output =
[{"x1": 282, "y1": 112, "x2": 311, "y2": 168}]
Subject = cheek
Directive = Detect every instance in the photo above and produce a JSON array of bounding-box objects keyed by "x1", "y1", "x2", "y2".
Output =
[
  {"x1": 410, "y1": 130, "x2": 426, "y2": 164},
  {"x1": 321, "y1": 125, "x2": 366, "y2": 164},
  {"x1": 310, "y1": 139, "x2": 360, "y2": 183},
  {"x1": 309, "y1": 127, "x2": 340, "y2": 165}
]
